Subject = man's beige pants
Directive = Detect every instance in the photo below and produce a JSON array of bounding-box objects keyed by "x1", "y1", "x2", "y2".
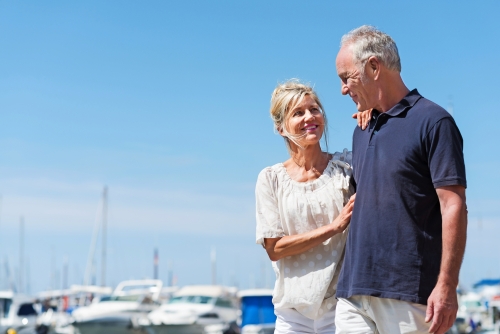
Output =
[{"x1": 335, "y1": 295, "x2": 431, "y2": 334}]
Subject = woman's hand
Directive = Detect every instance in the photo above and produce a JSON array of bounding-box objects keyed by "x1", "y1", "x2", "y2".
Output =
[
  {"x1": 352, "y1": 109, "x2": 372, "y2": 130},
  {"x1": 263, "y1": 194, "x2": 356, "y2": 261},
  {"x1": 331, "y1": 194, "x2": 356, "y2": 233}
]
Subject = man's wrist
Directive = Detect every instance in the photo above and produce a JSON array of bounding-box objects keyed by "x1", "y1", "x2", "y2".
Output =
[{"x1": 435, "y1": 276, "x2": 459, "y2": 290}]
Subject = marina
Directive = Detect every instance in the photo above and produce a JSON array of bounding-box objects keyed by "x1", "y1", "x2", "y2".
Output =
[
  {"x1": 4, "y1": 281, "x2": 500, "y2": 333},
  {"x1": 3, "y1": 280, "x2": 500, "y2": 333},
  {"x1": 0, "y1": 284, "x2": 275, "y2": 334}
]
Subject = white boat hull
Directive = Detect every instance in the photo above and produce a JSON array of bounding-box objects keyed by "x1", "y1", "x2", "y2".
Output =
[{"x1": 141, "y1": 324, "x2": 208, "y2": 334}]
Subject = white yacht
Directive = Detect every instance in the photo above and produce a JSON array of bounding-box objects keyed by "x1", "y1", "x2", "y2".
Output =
[
  {"x1": 0, "y1": 290, "x2": 38, "y2": 334},
  {"x1": 71, "y1": 279, "x2": 163, "y2": 334},
  {"x1": 137, "y1": 285, "x2": 239, "y2": 334},
  {"x1": 36, "y1": 285, "x2": 113, "y2": 334}
]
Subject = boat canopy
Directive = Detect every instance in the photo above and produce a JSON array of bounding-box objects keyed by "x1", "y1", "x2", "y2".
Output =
[{"x1": 473, "y1": 279, "x2": 500, "y2": 288}]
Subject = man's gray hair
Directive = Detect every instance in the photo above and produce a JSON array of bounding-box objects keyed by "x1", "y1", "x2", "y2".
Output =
[{"x1": 341, "y1": 25, "x2": 401, "y2": 72}]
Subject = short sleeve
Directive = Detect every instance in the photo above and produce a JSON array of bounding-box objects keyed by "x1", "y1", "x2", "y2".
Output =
[
  {"x1": 425, "y1": 117, "x2": 467, "y2": 188},
  {"x1": 331, "y1": 149, "x2": 355, "y2": 202},
  {"x1": 255, "y1": 167, "x2": 285, "y2": 245}
]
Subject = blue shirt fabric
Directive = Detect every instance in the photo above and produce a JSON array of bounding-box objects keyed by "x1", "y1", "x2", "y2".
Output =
[{"x1": 336, "y1": 89, "x2": 467, "y2": 305}]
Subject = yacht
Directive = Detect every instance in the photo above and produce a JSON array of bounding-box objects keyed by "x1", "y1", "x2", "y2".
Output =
[
  {"x1": 36, "y1": 285, "x2": 113, "y2": 334},
  {"x1": 0, "y1": 290, "x2": 38, "y2": 334},
  {"x1": 71, "y1": 279, "x2": 163, "y2": 334},
  {"x1": 137, "y1": 285, "x2": 239, "y2": 334}
]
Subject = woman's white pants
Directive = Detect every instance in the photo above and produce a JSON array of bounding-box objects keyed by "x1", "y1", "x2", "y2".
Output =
[{"x1": 274, "y1": 305, "x2": 337, "y2": 334}]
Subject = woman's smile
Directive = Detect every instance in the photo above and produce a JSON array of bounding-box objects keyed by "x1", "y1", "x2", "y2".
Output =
[{"x1": 303, "y1": 124, "x2": 319, "y2": 132}]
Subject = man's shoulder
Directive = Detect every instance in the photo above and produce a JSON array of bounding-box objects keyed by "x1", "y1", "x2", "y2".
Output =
[{"x1": 412, "y1": 95, "x2": 452, "y2": 122}]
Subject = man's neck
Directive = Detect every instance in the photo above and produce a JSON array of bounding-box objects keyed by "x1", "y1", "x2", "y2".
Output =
[{"x1": 376, "y1": 74, "x2": 410, "y2": 113}]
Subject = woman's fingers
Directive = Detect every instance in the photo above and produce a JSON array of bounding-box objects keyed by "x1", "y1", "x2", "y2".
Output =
[
  {"x1": 352, "y1": 112, "x2": 363, "y2": 128},
  {"x1": 346, "y1": 194, "x2": 356, "y2": 207}
]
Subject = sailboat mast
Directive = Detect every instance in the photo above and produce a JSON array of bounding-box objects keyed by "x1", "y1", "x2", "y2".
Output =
[
  {"x1": 211, "y1": 246, "x2": 216, "y2": 285},
  {"x1": 83, "y1": 188, "x2": 105, "y2": 290},
  {"x1": 19, "y1": 216, "x2": 24, "y2": 294},
  {"x1": 101, "y1": 186, "x2": 108, "y2": 287},
  {"x1": 154, "y1": 248, "x2": 159, "y2": 279}
]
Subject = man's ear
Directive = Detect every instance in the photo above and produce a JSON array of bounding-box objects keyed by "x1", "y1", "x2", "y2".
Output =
[{"x1": 367, "y1": 56, "x2": 380, "y2": 80}]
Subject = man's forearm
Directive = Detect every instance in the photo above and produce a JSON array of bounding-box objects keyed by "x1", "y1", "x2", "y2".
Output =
[{"x1": 436, "y1": 186, "x2": 467, "y2": 287}]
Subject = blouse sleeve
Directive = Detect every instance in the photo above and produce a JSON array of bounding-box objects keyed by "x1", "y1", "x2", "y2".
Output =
[
  {"x1": 332, "y1": 149, "x2": 355, "y2": 204},
  {"x1": 255, "y1": 167, "x2": 285, "y2": 245}
]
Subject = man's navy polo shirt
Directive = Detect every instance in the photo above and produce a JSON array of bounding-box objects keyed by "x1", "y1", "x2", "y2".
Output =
[{"x1": 336, "y1": 89, "x2": 467, "y2": 305}]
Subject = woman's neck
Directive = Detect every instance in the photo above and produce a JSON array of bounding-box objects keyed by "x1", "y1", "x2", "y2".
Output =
[
  {"x1": 290, "y1": 144, "x2": 325, "y2": 169},
  {"x1": 284, "y1": 144, "x2": 330, "y2": 182}
]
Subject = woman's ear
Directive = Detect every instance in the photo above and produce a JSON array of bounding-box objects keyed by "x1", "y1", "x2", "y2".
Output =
[{"x1": 277, "y1": 126, "x2": 285, "y2": 136}]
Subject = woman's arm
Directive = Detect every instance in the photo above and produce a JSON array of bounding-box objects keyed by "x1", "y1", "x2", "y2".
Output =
[{"x1": 263, "y1": 194, "x2": 355, "y2": 261}]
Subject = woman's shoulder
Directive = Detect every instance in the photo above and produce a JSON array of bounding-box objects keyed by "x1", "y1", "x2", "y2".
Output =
[
  {"x1": 257, "y1": 161, "x2": 288, "y2": 179},
  {"x1": 324, "y1": 149, "x2": 353, "y2": 191},
  {"x1": 328, "y1": 149, "x2": 352, "y2": 168},
  {"x1": 330, "y1": 149, "x2": 352, "y2": 164},
  {"x1": 256, "y1": 163, "x2": 285, "y2": 189}
]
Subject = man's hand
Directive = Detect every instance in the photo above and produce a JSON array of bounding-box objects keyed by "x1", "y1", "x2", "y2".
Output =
[
  {"x1": 352, "y1": 109, "x2": 372, "y2": 130},
  {"x1": 425, "y1": 282, "x2": 458, "y2": 334}
]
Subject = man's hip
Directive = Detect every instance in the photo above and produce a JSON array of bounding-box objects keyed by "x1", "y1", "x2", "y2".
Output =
[{"x1": 335, "y1": 295, "x2": 430, "y2": 334}]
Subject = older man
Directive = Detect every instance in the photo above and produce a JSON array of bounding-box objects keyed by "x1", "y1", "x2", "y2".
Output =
[{"x1": 334, "y1": 26, "x2": 467, "y2": 334}]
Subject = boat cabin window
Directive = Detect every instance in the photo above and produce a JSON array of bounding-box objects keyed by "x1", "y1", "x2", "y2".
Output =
[
  {"x1": 215, "y1": 298, "x2": 234, "y2": 308},
  {"x1": 0, "y1": 299, "x2": 12, "y2": 318},
  {"x1": 461, "y1": 300, "x2": 482, "y2": 309},
  {"x1": 103, "y1": 295, "x2": 142, "y2": 302},
  {"x1": 17, "y1": 303, "x2": 37, "y2": 316},
  {"x1": 168, "y1": 295, "x2": 215, "y2": 304}
]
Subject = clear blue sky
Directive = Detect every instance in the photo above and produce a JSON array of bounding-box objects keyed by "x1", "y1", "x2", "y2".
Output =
[{"x1": 0, "y1": 1, "x2": 499, "y2": 294}]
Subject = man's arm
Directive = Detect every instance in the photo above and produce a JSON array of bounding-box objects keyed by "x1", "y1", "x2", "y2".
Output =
[{"x1": 426, "y1": 185, "x2": 467, "y2": 334}]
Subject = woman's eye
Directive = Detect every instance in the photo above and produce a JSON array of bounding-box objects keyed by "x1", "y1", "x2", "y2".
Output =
[{"x1": 293, "y1": 111, "x2": 303, "y2": 117}]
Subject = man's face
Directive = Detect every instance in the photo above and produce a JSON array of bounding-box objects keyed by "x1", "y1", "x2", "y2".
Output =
[{"x1": 336, "y1": 45, "x2": 375, "y2": 111}]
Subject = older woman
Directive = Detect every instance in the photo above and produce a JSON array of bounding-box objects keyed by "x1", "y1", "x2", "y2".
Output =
[{"x1": 255, "y1": 80, "x2": 368, "y2": 333}]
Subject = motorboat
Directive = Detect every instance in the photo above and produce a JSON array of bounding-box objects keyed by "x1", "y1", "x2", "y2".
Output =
[
  {"x1": 137, "y1": 285, "x2": 239, "y2": 334},
  {"x1": 237, "y1": 289, "x2": 275, "y2": 334},
  {"x1": 35, "y1": 285, "x2": 113, "y2": 334},
  {"x1": 0, "y1": 290, "x2": 38, "y2": 334},
  {"x1": 71, "y1": 279, "x2": 163, "y2": 334}
]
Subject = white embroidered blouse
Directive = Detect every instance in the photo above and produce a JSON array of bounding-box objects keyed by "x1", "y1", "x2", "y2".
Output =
[{"x1": 255, "y1": 150, "x2": 354, "y2": 319}]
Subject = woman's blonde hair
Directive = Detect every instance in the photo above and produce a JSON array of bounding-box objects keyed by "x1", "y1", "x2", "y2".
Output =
[{"x1": 270, "y1": 79, "x2": 328, "y2": 153}]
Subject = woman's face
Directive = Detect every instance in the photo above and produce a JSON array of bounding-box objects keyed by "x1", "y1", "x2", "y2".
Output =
[{"x1": 283, "y1": 94, "x2": 324, "y2": 147}]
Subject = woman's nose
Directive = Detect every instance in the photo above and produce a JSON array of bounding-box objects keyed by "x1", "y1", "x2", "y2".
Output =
[{"x1": 304, "y1": 109, "x2": 315, "y2": 121}]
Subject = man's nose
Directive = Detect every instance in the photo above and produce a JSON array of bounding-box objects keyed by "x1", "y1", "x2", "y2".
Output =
[{"x1": 341, "y1": 82, "x2": 349, "y2": 96}]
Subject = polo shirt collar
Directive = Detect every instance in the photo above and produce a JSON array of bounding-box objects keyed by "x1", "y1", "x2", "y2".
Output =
[{"x1": 384, "y1": 89, "x2": 422, "y2": 117}]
